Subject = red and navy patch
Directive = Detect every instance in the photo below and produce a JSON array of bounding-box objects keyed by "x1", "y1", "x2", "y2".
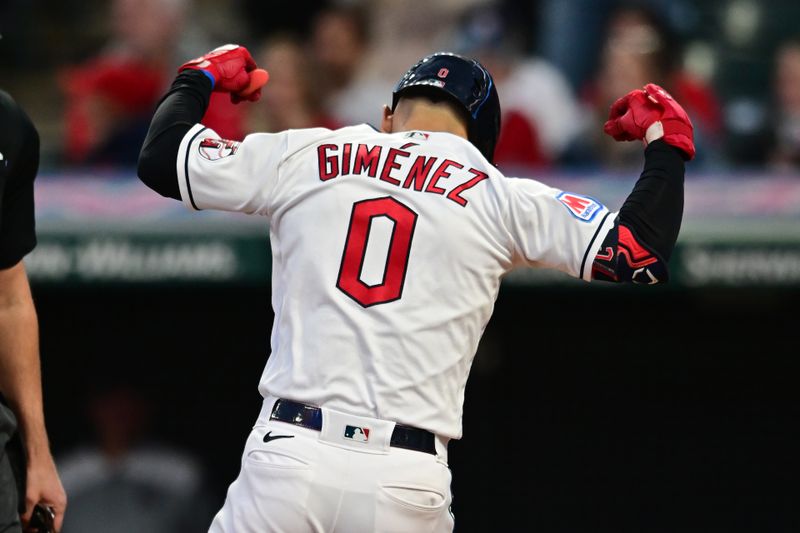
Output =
[
  {"x1": 343, "y1": 425, "x2": 370, "y2": 442},
  {"x1": 556, "y1": 192, "x2": 604, "y2": 222},
  {"x1": 405, "y1": 131, "x2": 430, "y2": 141},
  {"x1": 198, "y1": 138, "x2": 240, "y2": 161}
]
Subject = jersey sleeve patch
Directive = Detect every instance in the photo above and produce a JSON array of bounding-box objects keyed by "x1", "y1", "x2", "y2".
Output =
[
  {"x1": 556, "y1": 191, "x2": 604, "y2": 222},
  {"x1": 198, "y1": 138, "x2": 241, "y2": 161}
]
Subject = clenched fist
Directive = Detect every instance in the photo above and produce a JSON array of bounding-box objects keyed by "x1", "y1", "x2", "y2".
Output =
[
  {"x1": 179, "y1": 44, "x2": 267, "y2": 104},
  {"x1": 603, "y1": 83, "x2": 695, "y2": 160}
]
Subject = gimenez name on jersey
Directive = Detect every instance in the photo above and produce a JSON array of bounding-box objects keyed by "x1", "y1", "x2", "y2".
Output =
[{"x1": 316, "y1": 136, "x2": 489, "y2": 208}]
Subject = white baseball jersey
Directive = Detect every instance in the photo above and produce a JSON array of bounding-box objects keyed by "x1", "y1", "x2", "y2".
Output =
[{"x1": 177, "y1": 123, "x2": 615, "y2": 439}]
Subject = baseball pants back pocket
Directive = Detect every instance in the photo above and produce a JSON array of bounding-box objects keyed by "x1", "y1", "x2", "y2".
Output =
[
  {"x1": 380, "y1": 483, "x2": 446, "y2": 510},
  {"x1": 375, "y1": 481, "x2": 452, "y2": 533}
]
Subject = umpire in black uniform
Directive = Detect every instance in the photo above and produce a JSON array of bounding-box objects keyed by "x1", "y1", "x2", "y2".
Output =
[{"x1": 0, "y1": 90, "x2": 66, "y2": 532}]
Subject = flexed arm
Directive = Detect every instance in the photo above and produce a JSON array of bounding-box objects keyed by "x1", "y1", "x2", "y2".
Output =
[
  {"x1": 592, "y1": 84, "x2": 693, "y2": 284},
  {"x1": 137, "y1": 45, "x2": 267, "y2": 199}
]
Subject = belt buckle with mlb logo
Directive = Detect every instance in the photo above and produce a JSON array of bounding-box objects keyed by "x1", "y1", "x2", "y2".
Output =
[{"x1": 344, "y1": 425, "x2": 370, "y2": 443}]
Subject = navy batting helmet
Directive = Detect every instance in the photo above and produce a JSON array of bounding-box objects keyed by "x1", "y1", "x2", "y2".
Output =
[{"x1": 392, "y1": 52, "x2": 501, "y2": 163}]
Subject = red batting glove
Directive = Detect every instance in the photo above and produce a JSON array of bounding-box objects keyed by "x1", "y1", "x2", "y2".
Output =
[
  {"x1": 603, "y1": 83, "x2": 695, "y2": 160},
  {"x1": 179, "y1": 44, "x2": 261, "y2": 103},
  {"x1": 603, "y1": 90, "x2": 652, "y2": 141}
]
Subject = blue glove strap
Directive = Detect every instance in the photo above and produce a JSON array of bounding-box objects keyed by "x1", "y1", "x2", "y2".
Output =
[{"x1": 200, "y1": 69, "x2": 216, "y2": 89}]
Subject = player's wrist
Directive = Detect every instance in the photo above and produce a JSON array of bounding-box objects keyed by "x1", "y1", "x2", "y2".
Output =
[
  {"x1": 644, "y1": 121, "x2": 664, "y2": 144},
  {"x1": 178, "y1": 64, "x2": 218, "y2": 85},
  {"x1": 198, "y1": 69, "x2": 216, "y2": 89},
  {"x1": 176, "y1": 68, "x2": 216, "y2": 89}
]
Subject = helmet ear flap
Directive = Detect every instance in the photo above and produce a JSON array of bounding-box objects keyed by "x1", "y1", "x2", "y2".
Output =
[
  {"x1": 470, "y1": 79, "x2": 485, "y2": 109},
  {"x1": 463, "y1": 74, "x2": 500, "y2": 163}
]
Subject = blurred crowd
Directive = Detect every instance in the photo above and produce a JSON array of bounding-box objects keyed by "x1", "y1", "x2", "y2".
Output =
[
  {"x1": 57, "y1": 382, "x2": 215, "y2": 532},
  {"x1": 2, "y1": 0, "x2": 800, "y2": 174}
]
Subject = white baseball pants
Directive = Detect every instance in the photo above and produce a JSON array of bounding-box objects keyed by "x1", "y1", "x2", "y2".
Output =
[{"x1": 208, "y1": 397, "x2": 454, "y2": 533}]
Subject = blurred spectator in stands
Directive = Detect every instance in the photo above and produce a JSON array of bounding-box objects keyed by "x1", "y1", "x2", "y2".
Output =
[
  {"x1": 240, "y1": 0, "x2": 326, "y2": 42},
  {"x1": 311, "y1": 4, "x2": 391, "y2": 127},
  {"x1": 537, "y1": 0, "x2": 699, "y2": 93},
  {"x1": 704, "y1": 0, "x2": 800, "y2": 165},
  {"x1": 61, "y1": 60, "x2": 164, "y2": 167},
  {"x1": 310, "y1": 1, "x2": 486, "y2": 128},
  {"x1": 60, "y1": 0, "x2": 245, "y2": 167},
  {"x1": 249, "y1": 35, "x2": 340, "y2": 133},
  {"x1": 57, "y1": 383, "x2": 214, "y2": 533},
  {"x1": 538, "y1": 0, "x2": 614, "y2": 92},
  {"x1": 572, "y1": 3, "x2": 722, "y2": 170},
  {"x1": 453, "y1": 5, "x2": 582, "y2": 170},
  {"x1": 769, "y1": 38, "x2": 800, "y2": 171}
]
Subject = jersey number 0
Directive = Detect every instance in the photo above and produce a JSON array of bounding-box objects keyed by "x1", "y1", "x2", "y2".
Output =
[{"x1": 337, "y1": 196, "x2": 418, "y2": 307}]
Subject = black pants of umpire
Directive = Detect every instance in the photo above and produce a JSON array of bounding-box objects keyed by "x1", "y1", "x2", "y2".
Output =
[{"x1": 0, "y1": 403, "x2": 22, "y2": 533}]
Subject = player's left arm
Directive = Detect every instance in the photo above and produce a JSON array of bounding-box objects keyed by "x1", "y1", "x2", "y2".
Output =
[{"x1": 592, "y1": 83, "x2": 693, "y2": 284}]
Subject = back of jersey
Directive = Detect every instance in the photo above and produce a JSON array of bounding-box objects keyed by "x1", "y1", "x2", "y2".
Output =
[{"x1": 177, "y1": 123, "x2": 613, "y2": 439}]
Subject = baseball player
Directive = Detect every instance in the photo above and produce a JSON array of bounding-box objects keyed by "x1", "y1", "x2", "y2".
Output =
[
  {"x1": 138, "y1": 45, "x2": 692, "y2": 532},
  {"x1": 0, "y1": 90, "x2": 67, "y2": 533}
]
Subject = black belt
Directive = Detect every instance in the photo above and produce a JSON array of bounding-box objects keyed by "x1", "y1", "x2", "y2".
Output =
[{"x1": 270, "y1": 398, "x2": 437, "y2": 455}]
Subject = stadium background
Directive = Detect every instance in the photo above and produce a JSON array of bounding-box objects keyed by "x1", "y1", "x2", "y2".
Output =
[{"x1": 2, "y1": 0, "x2": 798, "y2": 531}]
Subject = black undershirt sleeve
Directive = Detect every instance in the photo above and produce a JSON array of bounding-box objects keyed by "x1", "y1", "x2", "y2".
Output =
[
  {"x1": 137, "y1": 71, "x2": 213, "y2": 200},
  {"x1": 591, "y1": 139, "x2": 685, "y2": 283},
  {"x1": 618, "y1": 139, "x2": 685, "y2": 261}
]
